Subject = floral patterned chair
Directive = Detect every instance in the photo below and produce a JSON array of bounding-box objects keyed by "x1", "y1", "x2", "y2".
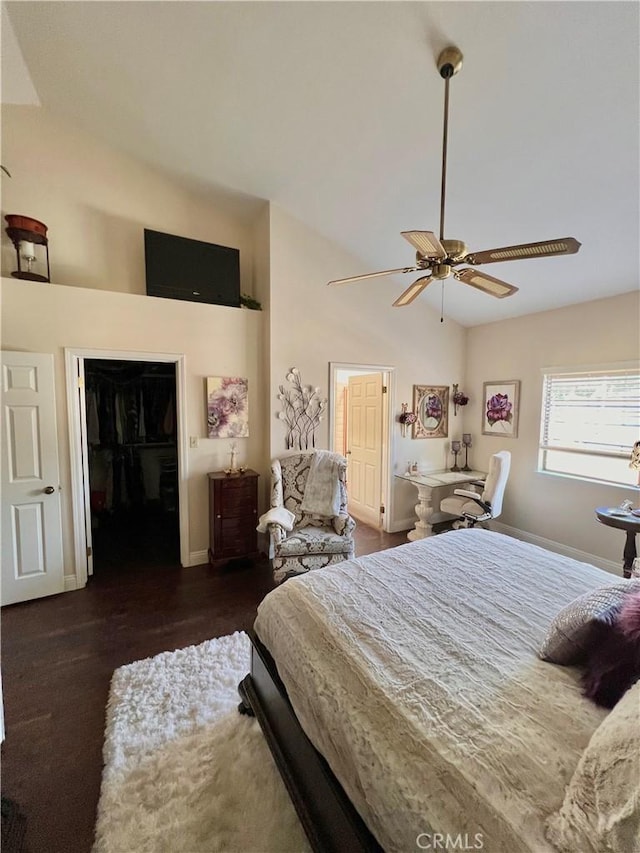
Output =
[{"x1": 268, "y1": 451, "x2": 356, "y2": 584}]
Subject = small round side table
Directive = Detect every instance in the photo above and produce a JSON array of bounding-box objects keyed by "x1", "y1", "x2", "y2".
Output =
[{"x1": 595, "y1": 507, "x2": 640, "y2": 578}]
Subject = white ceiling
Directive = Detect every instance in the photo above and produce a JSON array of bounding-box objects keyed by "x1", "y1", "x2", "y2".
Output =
[{"x1": 4, "y1": 1, "x2": 639, "y2": 326}]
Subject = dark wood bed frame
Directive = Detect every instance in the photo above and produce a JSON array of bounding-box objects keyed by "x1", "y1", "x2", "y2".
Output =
[{"x1": 238, "y1": 630, "x2": 383, "y2": 853}]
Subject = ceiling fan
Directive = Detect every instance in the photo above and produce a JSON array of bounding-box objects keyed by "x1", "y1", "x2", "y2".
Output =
[{"x1": 328, "y1": 46, "x2": 581, "y2": 308}]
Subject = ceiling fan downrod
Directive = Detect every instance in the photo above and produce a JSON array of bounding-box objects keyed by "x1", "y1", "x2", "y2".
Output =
[{"x1": 437, "y1": 46, "x2": 463, "y2": 243}]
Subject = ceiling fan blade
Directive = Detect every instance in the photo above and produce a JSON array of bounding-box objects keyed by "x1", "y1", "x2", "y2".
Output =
[
  {"x1": 464, "y1": 237, "x2": 581, "y2": 266},
  {"x1": 456, "y1": 269, "x2": 518, "y2": 299},
  {"x1": 392, "y1": 276, "x2": 433, "y2": 307},
  {"x1": 401, "y1": 231, "x2": 446, "y2": 259},
  {"x1": 328, "y1": 266, "x2": 420, "y2": 286}
]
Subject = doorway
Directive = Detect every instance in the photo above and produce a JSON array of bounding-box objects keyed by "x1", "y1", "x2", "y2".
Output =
[
  {"x1": 66, "y1": 348, "x2": 189, "y2": 588},
  {"x1": 329, "y1": 363, "x2": 394, "y2": 531},
  {"x1": 83, "y1": 358, "x2": 179, "y2": 575}
]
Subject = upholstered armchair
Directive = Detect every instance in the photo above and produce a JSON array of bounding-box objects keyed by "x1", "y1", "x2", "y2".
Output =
[{"x1": 267, "y1": 451, "x2": 356, "y2": 584}]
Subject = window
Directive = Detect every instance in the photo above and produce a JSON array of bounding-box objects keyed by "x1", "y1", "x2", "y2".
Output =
[{"x1": 539, "y1": 367, "x2": 640, "y2": 487}]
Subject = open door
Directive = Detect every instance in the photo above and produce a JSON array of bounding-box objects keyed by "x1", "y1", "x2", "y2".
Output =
[
  {"x1": 1, "y1": 352, "x2": 65, "y2": 605},
  {"x1": 347, "y1": 372, "x2": 384, "y2": 527}
]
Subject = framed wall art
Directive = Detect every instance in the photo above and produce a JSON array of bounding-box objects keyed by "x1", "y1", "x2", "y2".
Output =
[
  {"x1": 413, "y1": 385, "x2": 449, "y2": 439},
  {"x1": 207, "y1": 376, "x2": 249, "y2": 438},
  {"x1": 482, "y1": 380, "x2": 520, "y2": 438}
]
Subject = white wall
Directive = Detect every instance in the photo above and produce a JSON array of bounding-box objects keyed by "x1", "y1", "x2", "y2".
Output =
[
  {"x1": 464, "y1": 291, "x2": 640, "y2": 567},
  {"x1": 251, "y1": 204, "x2": 272, "y2": 515},
  {"x1": 1, "y1": 277, "x2": 266, "y2": 576},
  {"x1": 1, "y1": 105, "x2": 258, "y2": 296},
  {"x1": 268, "y1": 204, "x2": 467, "y2": 531},
  {"x1": 2, "y1": 101, "x2": 635, "y2": 579},
  {"x1": 0, "y1": 105, "x2": 271, "y2": 580}
]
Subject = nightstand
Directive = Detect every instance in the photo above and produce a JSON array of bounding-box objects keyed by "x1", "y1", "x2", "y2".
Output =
[{"x1": 208, "y1": 470, "x2": 259, "y2": 565}]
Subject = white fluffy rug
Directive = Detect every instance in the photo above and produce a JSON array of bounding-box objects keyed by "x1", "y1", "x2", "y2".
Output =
[{"x1": 93, "y1": 631, "x2": 310, "y2": 852}]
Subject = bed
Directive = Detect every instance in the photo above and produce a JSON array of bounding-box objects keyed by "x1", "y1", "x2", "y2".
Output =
[{"x1": 239, "y1": 529, "x2": 628, "y2": 852}]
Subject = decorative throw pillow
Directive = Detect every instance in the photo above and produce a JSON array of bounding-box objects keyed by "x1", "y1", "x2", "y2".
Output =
[
  {"x1": 538, "y1": 579, "x2": 640, "y2": 665},
  {"x1": 545, "y1": 679, "x2": 640, "y2": 853},
  {"x1": 619, "y1": 590, "x2": 640, "y2": 641},
  {"x1": 582, "y1": 591, "x2": 640, "y2": 708}
]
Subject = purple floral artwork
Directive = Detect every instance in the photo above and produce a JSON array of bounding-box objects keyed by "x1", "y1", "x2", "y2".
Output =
[
  {"x1": 207, "y1": 376, "x2": 249, "y2": 438},
  {"x1": 425, "y1": 395, "x2": 443, "y2": 421},
  {"x1": 482, "y1": 381, "x2": 520, "y2": 437},
  {"x1": 412, "y1": 385, "x2": 449, "y2": 438},
  {"x1": 486, "y1": 393, "x2": 513, "y2": 425}
]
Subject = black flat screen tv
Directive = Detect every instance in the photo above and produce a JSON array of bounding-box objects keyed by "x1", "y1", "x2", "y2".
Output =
[{"x1": 144, "y1": 229, "x2": 240, "y2": 307}]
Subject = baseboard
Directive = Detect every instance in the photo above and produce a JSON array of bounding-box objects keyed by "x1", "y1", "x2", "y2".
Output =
[
  {"x1": 187, "y1": 550, "x2": 209, "y2": 567},
  {"x1": 491, "y1": 522, "x2": 620, "y2": 575},
  {"x1": 64, "y1": 575, "x2": 79, "y2": 591},
  {"x1": 388, "y1": 517, "x2": 415, "y2": 535}
]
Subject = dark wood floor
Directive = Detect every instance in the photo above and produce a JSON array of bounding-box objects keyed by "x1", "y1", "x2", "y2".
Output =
[{"x1": 1, "y1": 520, "x2": 408, "y2": 853}]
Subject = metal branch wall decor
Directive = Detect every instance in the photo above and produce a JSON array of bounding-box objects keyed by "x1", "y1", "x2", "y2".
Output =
[{"x1": 276, "y1": 367, "x2": 327, "y2": 450}]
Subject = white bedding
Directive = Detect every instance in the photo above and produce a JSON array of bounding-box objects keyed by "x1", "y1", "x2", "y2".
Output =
[{"x1": 254, "y1": 529, "x2": 614, "y2": 853}]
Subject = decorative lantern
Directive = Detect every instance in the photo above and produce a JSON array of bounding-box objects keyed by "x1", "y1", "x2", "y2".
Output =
[{"x1": 5, "y1": 214, "x2": 51, "y2": 282}]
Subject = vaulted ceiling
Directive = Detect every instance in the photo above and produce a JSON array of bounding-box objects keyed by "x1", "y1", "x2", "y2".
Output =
[{"x1": 4, "y1": 1, "x2": 639, "y2": 326}]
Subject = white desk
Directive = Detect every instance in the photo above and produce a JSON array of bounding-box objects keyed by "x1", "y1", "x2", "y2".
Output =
[{"x1": 395, "y1": 469, "x2": 486, "y2": 540}]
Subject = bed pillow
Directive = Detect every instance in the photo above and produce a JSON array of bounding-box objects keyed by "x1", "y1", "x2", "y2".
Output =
[
  {"x1": 582, "y1": 591, "x2": 640, "y2": 708},
  {"x1": 538, "y1": 579, "x2": 640, "y2": 665},
  {"x1": 545, "y1": 679, "x2": 640, "y2": 853}
]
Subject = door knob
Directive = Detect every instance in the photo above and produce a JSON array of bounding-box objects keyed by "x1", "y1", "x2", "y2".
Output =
[{"x1": 43, "y1": 486, "x2": 55, "y2": 494}]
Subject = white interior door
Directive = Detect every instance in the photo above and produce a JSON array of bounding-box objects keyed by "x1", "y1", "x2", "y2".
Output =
[
  {"x1": 347, "y1": 373, "x2": 383, "y2": 527},
  {"x1": 1, "y1": 352, "x2": 64, "y2": 605}
]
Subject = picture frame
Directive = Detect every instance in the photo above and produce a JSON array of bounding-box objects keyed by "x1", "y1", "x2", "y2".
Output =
[
  {"x1": 206, "y1": 376, "x2": 249, "y2": 438},
  {"x1": 412, "y1": 385, "x2": 449, "y2": 439},
  {"x1": 482, "y1": 380, "x2": 520, "y2": 438}
]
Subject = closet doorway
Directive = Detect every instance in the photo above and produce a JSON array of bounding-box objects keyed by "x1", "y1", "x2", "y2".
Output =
[
  {"x1": 66, "y1": 349, "x2": 189, "y2": 587},
  {"x1": 84, "y1": 359, "x2": 179, "y2": 575}
]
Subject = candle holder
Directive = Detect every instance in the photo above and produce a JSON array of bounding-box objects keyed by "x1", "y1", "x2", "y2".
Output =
[
  {"x1": 398, "y1": 402, "x2": 417, "y2": 438},
  {"x1": 450, "y1": 440, "x2": 461, "y2": 472},
  {"x1": 462, "y1": 433, "x2": 472, "y2": 471},
  {"x1": 225, "y1": 441, "x2": 238, "y2": 474},
  {"x1": 452, "y1": 384, "x2": 469, "y2": 416}
]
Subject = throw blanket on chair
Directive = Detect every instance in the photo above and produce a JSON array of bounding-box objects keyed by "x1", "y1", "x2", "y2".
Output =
[
  {"x1": 300, "y1": 450, "x2": 342, "y2": 517},
  {"x1": 256, "y1": 506, "x2": 296, "y2": 533}
]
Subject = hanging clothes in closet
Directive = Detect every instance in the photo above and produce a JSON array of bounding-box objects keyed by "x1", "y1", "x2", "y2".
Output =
[{"x1": 84, "y1": 360, "x2": 177, "y2": 515}]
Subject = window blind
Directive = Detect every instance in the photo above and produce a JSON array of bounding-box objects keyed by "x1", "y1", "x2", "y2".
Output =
[{"x1": 540, "y1": 370, "x2": 640, "y2": 460}]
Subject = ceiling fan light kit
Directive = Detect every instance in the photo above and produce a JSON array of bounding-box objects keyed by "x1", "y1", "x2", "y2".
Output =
[{"x1": 328, "y1": 45, "x2": 581, "y2": 310}]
